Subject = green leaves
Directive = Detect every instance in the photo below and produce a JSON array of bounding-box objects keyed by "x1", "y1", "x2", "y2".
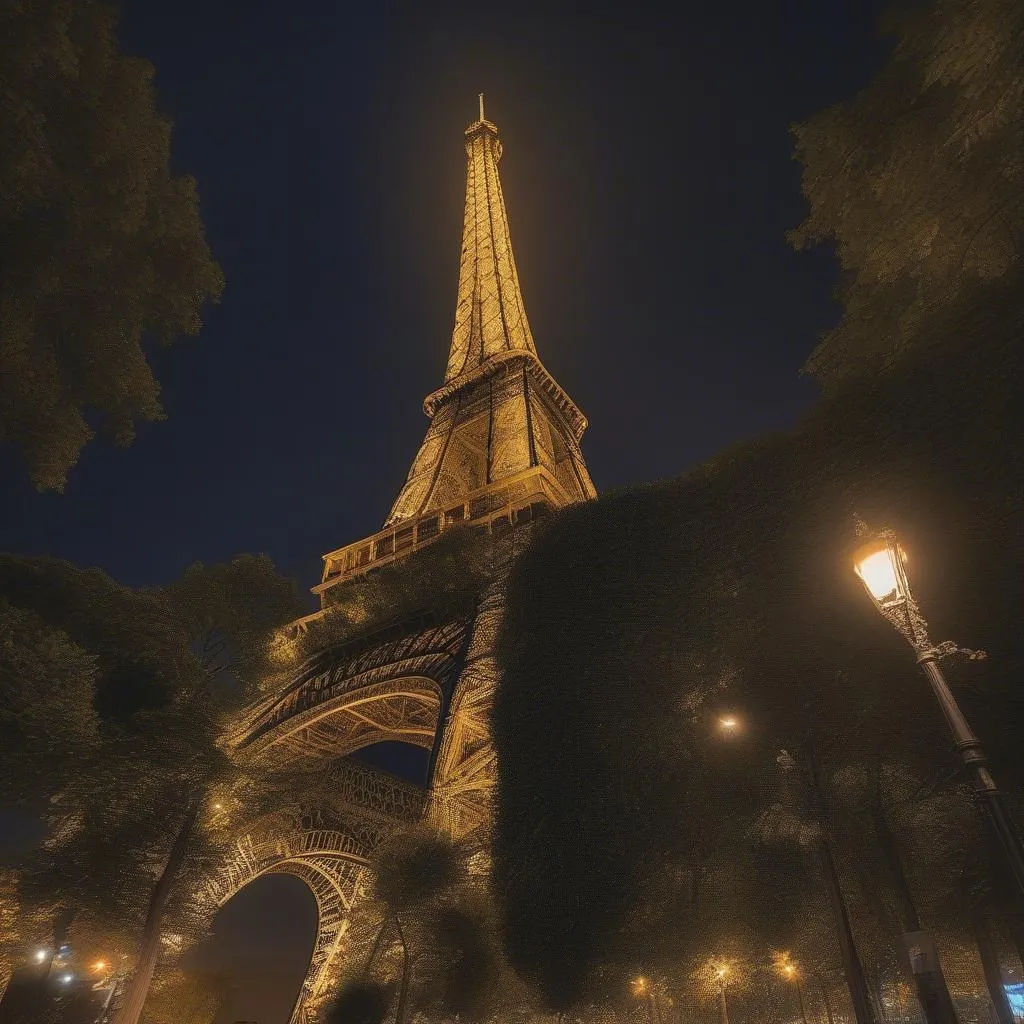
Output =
[
  {"x1": 0, "y1": 0, "x2": 224, "y2": 489},
  {"x1": 0, "y1": 599, "x2": 99, "y2": 805},
  {"x1": 790, "y1": 0, "x2": 1023, "y2": 391}
]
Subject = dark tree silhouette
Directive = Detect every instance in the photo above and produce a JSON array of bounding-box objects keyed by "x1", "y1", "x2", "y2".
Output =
[{"x1": 0, "y1": 0, "x2": 223, "y2": 489}]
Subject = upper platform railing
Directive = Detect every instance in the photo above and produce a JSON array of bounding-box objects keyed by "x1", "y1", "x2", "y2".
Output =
[{"x1": 313, "y1": 466, "x2": 569, "y2": 598}]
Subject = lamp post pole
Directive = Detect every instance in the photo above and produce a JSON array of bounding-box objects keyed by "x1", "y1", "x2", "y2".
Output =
[
  {"x1": 717, "y1": 983, "x2": 729, "y2": 1024},
  {"x1": 916, "y1": 652, "x2": 1024, "y2": 896},
  {"x1": 795, "y1": 976, "x2": 810, "y2": 1024},
  {"x1": 851, "y1": 523, "x2": 1024, "y2": 900}
]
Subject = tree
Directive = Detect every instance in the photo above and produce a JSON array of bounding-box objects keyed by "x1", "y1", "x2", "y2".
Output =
[
  {"x1": 139, "y1": 968, "x2": 232, "y2": 1024},
  {"x1": 492, "y1": 1, "x2": 1024, "y2": 1011},
  {"x1": 790, "y1": 0, "x2": 1022, "y2": 391},
  {"x1": 0, "y1": 552, "x2": 302, "y2": 1024},
  {"x1": 325, "y1": 980, "x2": 394, "y2": 1024},
  {"x1": 364, "y1": 826, "x2": 465, "y2": 1024},
  {"x1": 492, "y1": 256, "x2": 1024, "y2": 1010},
  {"x1": 0, "y1": 598, "x2": 99, "y2": 806},
  {"x1": 0, "y1": 0, "x2": 224, "y2": 490},
  {"x1": 160, "y1": 554, "x2": 306, "y2": 700}
]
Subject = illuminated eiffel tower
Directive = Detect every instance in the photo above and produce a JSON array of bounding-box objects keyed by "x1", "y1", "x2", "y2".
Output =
[{"x1": 188, "y1": 98, "x2": 596, "y2": 1022}]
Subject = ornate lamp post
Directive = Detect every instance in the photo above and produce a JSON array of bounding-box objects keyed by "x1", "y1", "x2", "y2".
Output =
[{"x1": 851, "y1": 522, "x2": 1024, "y2": 897}]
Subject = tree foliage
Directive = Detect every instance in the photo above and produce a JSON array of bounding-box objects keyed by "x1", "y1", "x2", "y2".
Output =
[
  {"x1": 138, "y1": 968, "x2": 231, "y2": 1024},
  {"x1": 0, "y1": 0, "x2": 224, "y2": 490},
  {"x1": 0, "y1": 599, "x2": 99, "y2": 805},
  {"x1": 790, "y1": 0, "x2": 1022, "y2": 390},
  {"x1": 493, "y1": 169, "x2": 1024, "y2": 1012},
  {"x1": 0, "y1": 551, "x2": 301, "y2": 1021}
]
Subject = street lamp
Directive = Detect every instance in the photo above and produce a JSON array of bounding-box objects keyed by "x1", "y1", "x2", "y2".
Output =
[
  {"x1": 776, "y1": 957, "x2": 810, "y2": 1024},
  {"x1": 714, "y1": 965, "x2": 731, "y2": 1024},
  {"x1": 632, "y1": 976, "x2": 656, "y2": 1024},
  {"x1": 718, "y1": 715, "x2": 739, "y2": 735},
  {"x1": 851, "y1": 521, "x2": 1024, "y2": 897}
]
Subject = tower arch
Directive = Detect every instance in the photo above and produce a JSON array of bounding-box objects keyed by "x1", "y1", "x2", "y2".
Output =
[{"x1": 192, "y1": 824, "x2": 371, "y2": 1024}]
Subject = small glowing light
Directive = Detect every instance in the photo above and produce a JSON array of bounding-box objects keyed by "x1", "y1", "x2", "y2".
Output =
[
  {"x1": 93, "y1": 960, "x2": 107, "y2": 971},
  {"x1": 716, "y1": 966, "x2": 729, "y2": 979},
  {"x1": 719, "y1": 716, "x2": 738, "y2": 731},
  {"x1": 35, "y1": 949, "x2": 48, "y2": 962},
  {"x1": 61, "y1": 973, "x2": 73, "y2": 984},
  {"x1": 856, "y1": 550, "x2": 900, "y2": 602},
  {"x1": 213, "y1": 803, "x2": 223, "y2": 810},
  {"x1": 784, "y1": 964, "x2": 795, "y2": 976},
  {"x1": 632, "y1": 976, "x2": 648, "y2": 996}
]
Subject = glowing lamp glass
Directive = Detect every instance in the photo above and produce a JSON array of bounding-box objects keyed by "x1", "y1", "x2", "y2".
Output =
[
  {"x1": 854, "y1": 540, "x2": 908, "y2": 608},
  {"x1": 35, "y1": 949, "x2": 48, "y2": 963},
  {"x1": 61, "y1": 974, "x2": 73, "y2": 984}
]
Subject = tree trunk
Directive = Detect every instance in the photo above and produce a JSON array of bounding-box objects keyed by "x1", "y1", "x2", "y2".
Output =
[
  {"x1": 816, "y1": 975, "x2": 836, "y2": 1024},
  {"x1": 807, "y1": 751, "x2": 877, "y2": 1024},
  {"x1": 111, "y1": 799, "x2": 200, "y2": 1024},
  {"x1": 869, "y1": 793, "x2": 959, "y2": 1024},
  {"x1": 796, "y1": 978, "x2": 810, "y2": 1024},
  {"x1": 364, "y1": 916, "x2": 393, "y2": 979},
  {"x1": 972, "y1": 906, "x2": 1014, "y2": 1024},
  {"x1": 394, "y1": 916, "x2": 412, "y2": 1024},
  {"x1": 870, "y1": 970, "x2": 888, "y2": 1024}
]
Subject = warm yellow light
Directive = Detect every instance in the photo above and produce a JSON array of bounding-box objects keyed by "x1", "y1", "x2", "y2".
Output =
[
  {"x1": 716, "y1": 966, "x2": 729, "y2": 979},
  {"x1": 213, "y1": 803, "x2": 223, "y2": 810},
  {"x1": 93, "y1": 960, "x2": 107, "y2": 971},
  {"x1": 632, "y1": 976, "x2": 649, "y2": 996},
  {"x1": 35, "y1": 949, "x2": 48, "y2": 963},
  {"x1": 773, "y1": 951, "x2": 799, "y2": 980},
  {"x1": 719, "y1": 716, "x2": 738, "y2": 732},
  {"x1": 855, "y1": 548, "x2": 901, "y2": 602}
]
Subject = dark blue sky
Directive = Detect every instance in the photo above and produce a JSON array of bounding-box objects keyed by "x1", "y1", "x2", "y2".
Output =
[
  {"x1": 2, "y1": 3, "x2": 888, "y2": 1019},
  {"x1": 0, "y1": 1, "x2": 886, "y2": 607}
]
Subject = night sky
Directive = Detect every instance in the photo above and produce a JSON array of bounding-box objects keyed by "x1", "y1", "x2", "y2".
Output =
[{"x1": 1, "y1": 2, "x2": 889, "y2": 1020}]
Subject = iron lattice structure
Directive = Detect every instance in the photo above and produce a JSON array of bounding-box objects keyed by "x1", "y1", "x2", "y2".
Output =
[{"x1": 181, "y1": 99, "x2": 596, "y2": 1023}]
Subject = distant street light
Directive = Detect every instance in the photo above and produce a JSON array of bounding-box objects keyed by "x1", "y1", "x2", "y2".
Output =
[
  {"x1": 714, "y1": 965, "x2": 731, "y2": 1024},
  {"x1": 632, "y1": 975, "x2": 656, "y2": 1024},
  {"x1": 777, "y1": 957, "x2": 810, "y2": 1024},
  {"x1": 34, "y1": 949, "x2": 48, "y2": 963},
  {"x1": 718, "y1": 715, "x2": 739, "y2": 735},
  {"x1": 851, "y1": 522, "x2": 1024, "y2": 897}
]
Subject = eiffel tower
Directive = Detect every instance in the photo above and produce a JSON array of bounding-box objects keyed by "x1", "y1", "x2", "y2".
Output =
[{"x1": 190, "y1": 97, "x2": 597, "y2": 1022}]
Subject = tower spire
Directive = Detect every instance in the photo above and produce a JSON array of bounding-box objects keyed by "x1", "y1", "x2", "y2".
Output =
[
  {"x1": 385, "y1": 102, "x2": 596, "y2": 527},
  {"x1": 442, "y1": 98, "x2": 537, "y2": 382}
]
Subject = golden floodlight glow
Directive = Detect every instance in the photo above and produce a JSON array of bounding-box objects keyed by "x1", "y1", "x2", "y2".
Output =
[
  {"x1": 719, "y1": 716, "x2": 738, "y2": 732},
  {"x1": 93, "y1": 960, "x2": 107, "y2": 971},
  {"x1": 35, "y1": 949, "x2": 48, "y2": 962},
  {"x1": 632, "y1": 976, "x2": 649, "y2": 996}
]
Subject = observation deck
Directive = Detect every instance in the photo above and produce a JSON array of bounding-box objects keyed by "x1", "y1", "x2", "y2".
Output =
[{"x1": 313, "y1": 466, "x2": 568, "y2": 599}]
